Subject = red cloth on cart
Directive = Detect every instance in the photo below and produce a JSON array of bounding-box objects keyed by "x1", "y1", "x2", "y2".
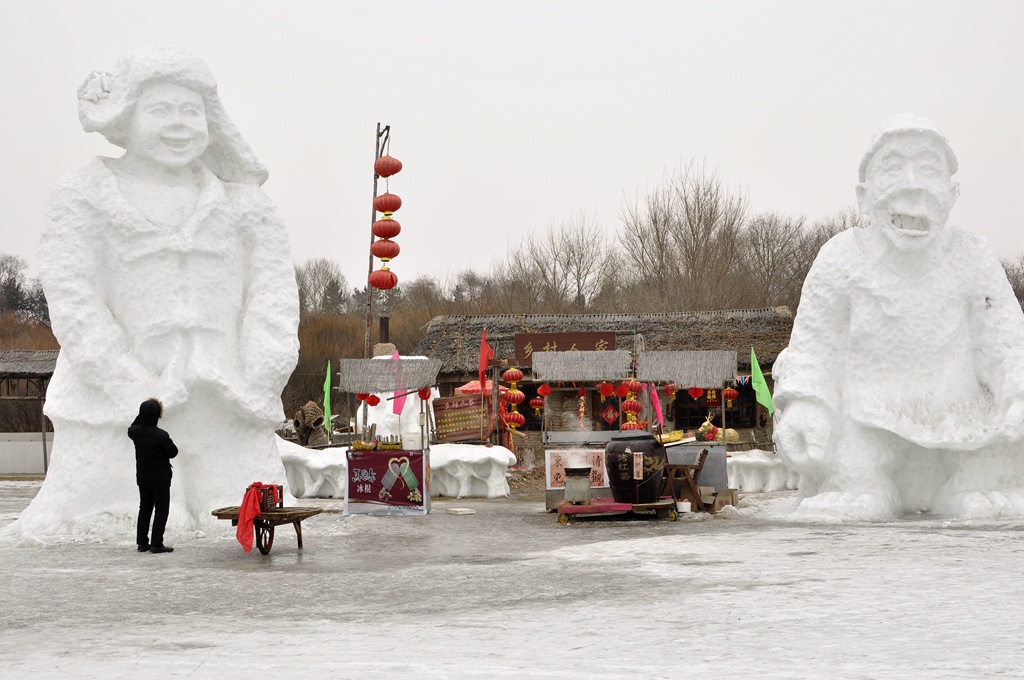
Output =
[{"x1": 236, "y1": 482, "x2": 279, "y2": 553}]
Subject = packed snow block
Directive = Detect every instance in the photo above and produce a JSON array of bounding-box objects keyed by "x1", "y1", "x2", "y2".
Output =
[
  {"x1": 430, "y1": 443, "x2": 517, "y2": 499},
  {"x1": 278, "y1": 437, "x2": 347, "y2": 499},
  {"x1": 726, "y1": 450, "x2": 800, "y2": 492}
]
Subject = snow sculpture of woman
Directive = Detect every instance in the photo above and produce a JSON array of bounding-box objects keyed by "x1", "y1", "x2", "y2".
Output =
[{"x1": 12, "y1": 47, "x2": 299, "y2": 537}]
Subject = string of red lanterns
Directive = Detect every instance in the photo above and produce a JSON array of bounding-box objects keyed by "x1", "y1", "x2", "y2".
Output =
[
  {"x1": 501, "y1": 368, "x2": 526, "y2": 430},
  {"x1": 369, "y1": 155, "x2": 403, "y2": 291}
]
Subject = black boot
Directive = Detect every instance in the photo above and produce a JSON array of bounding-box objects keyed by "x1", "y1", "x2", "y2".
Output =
[{"x1": 150, "y1": 545, "x2": 174, "y2": 553}]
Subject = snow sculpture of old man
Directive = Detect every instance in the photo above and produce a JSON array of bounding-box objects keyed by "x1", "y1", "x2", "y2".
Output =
[
  {"x1": 10, "y1": 47, "x2": 299, "y2": 538},
  {"x1": 773, "y1": 113, "x2": 1024, "y2": 520}
]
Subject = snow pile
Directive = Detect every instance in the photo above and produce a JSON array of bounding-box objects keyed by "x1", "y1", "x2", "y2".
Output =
[
  {"x1": 726, "y1": 449, "x2": 800, "y2": 493},
  {"x1": 429, "y1": 443, "x2": 517, "y2": 498},
  {"x1": 278, "y1": 437, "x2": 347, "y2": 498}
]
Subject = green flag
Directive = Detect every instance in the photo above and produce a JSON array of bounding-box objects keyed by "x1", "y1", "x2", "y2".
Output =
[
  {"x1": 323, "y1": 360, "x2": 332, "y2": 437},
  {"x1": 750, "y1": 348, "x2": 775, "y2": 416}
]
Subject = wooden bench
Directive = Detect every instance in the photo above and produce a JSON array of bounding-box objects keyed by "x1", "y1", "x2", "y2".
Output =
[{"x1": 661, "y1": 448, "x2": 709, "y2": 512}]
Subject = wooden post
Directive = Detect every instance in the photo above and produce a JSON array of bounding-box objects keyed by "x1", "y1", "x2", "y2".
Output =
[{"x1": 364, "y1": 122, "x2": 384, "y2": 360}]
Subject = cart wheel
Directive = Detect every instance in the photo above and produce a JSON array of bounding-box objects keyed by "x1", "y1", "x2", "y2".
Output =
[
  {"x1": 668, "y1": 509, "x2": 678, "y2": 522},
  {"x1": 557, "y1": 513, "x2": 569, "y2": 525},
  {"x1": 256, "y1": 521, "x2": 275, "y2": 554}
]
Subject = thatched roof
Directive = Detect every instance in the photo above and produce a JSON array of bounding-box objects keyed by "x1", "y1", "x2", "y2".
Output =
[
  {"x1": 637, "y1": 350, "x2": 737, "y2": 386},
  {"x1": 335, "y1": 358, "x2": 442, "y2": 393},
  {"x1": 532, "y1": 351, "x2": 633, "y2": 381},
  {"x1": 413, "y1": 308, "x2": 792, "y2": 377},
  {"x1": 0, "y1": 350, "x2": 58, "y2": 378}
]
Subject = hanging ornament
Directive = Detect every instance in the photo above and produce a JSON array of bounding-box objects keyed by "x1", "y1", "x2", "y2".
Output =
[
  {"x1": 688, "y1": 387, "x2": 704, "y2": 401},
  {"x1": 578, "y1": 387, "x2": 586, "y2": 425},
  {"x1": 501, "y1": 367, "x2": 525, "y2": 431},
  {"x1": 417, "y1": 386, "x2": 432, "y2": 401},
  {"x1": 537, "y1": 383, "x2": 552, "y2": 397},
  {"x1": 626, "y1": 379, "x2": 642, "y2": 396},
  {"x1": 598, "y1": 381, "x2": 614, "y2": 401},
  {"x1": 366, "y1": 395, "x2": 381, "y2": 406},
  {"x1": 355, "y1": 393, "x2": 369, "y2": 402},
  {"x1": 503, "y1": 411, "x2": 525, "y2": 428},
  {"x1": 665, "y1": 382, "x2": 677, "y2": 400},
  {"x1": 614, "y1": 384, "x2": 629, "y2": 398},
  {"x1": 723, "y1": 386, "x2": 739, "y2": 408},
  {"x1": 369, "y1": 267, "x2": 398, "y2": 290},
  {"x1": 621, "y1": 421, "x2": 644, "y2": 431},
  {"x1": 372, "y1": 218, "x2": 401, "y2": 239},
  {"x1": 373, "y1": 193, "x2": 403, "y2": 213},
  {"x1": 374, "y1": 155, "x2": 403, "y2": 178},
  {"x1": 529, "y1": 396, "x2": 545, "y2": 415},
  {"x1": 370, "y1": 238, "x2": 401, "y2": 261}
]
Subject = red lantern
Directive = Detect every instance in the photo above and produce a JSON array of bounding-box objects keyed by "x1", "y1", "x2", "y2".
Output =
[
  {"x1": 504, "y1": 388, "x2": 525, "y2": 405},
  {"x1": 374, "y1": 155, "x2": 403, "y2": 178},
  {"x1": 503, "y1": 411, "x2": 525, "y2": 428},
  {"x1": 723, "y1": 386, "x2": 739, "y2": 407},
  {"x1": 373, "y1": 193, "x2": 402, "y2": 213},
  {"x1": 665, "y1": 382, "x2": 677, "y2": 400},
  {"x1": 369, "y1": 268, "x2": 398, "y2": 290},
  {"x1": 621, "y1": 399, "x2": 642, "y2": 415},
  {"x1": 366, "y1": 395, "x2": 381, "y2": 406},
  {"x1": 502, "y1": 368, "x2": 523, "y2": 384},
  {"x1": 372, "y1": 219, "x2": 401, "y2": 239},
  {"x1": 355, "y1": 393, "x2": 369, "y2": 401},
  {"x1": 529, "y1": 396, "x2": 545, "y2": 415},
  {"x1": 599, "y1": 382, "x2": 614, "y2": 398},
  {"x1": 370, "y1": 239, "x2": 401, "y2": 261},
  {"x1": 614, "y1": 384, "x2": 629, "y2": 398},
  {"x1": 621, "y1": 421, "x2": 643, "y2": 431},
  {"x1": 417, "y1": 386, "x2": 432, "y2": 400},
  {"x1": 626, "y1": 379, "x2": 642, "y2": 396},
  {"x1": 688, "y1": 387, "x2": 704, "y2": 401},
  {"x1": 537, "y1": 384, "x2": 552, "y2": 397}
]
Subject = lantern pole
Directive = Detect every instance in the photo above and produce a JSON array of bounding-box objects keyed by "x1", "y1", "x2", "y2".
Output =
[{"x1": 365, "y1": 123, "x2": 391, "y2": 359}]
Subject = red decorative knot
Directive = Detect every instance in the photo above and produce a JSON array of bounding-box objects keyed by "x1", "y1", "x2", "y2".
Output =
[
  {"x1": 371, "y1": 239, "x2": 401, "y2": 261},
  {"x1": 369, "y1": 268, "x2": 398, "y2": 290},
  {"x1": 374, "y1": 155, "x2": 403, "y2": 178},
  {"x1": 365, "y1": 395, "x2": 381, "y2": 406},
  {"x1": 502, "y1": 368, "x2": 523, "y2": 384},
  {"x1": 537, "y1": 384, "x2": 552, "y2": 397},
  {"x1": 355, "y1": 393, "x2": 369, "y2": 401},
  {"x1": 373, "y1": 193, "x2": 402, "y2": 213},
  {"x1": 688, "y1": 387, "x2": 704, "y2": 400},
  {"x1": 417, "y1": 387, "x2": 432, "y2": 400},
  {"x1": 372, "y1": 219, "x2": 401, "y2": 239}
]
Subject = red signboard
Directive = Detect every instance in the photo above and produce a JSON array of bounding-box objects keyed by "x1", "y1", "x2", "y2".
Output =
[
  {"x1": 514, "y1": 332, "x2": 616, "y2": 367},
  {"x1": 345, "y1": 449, "x2": 428, "y2": 515}
]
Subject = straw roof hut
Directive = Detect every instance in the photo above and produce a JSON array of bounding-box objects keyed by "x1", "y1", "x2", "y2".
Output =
[{"x1": 413, "y1": 307, "x2": 793, "y2": 382}]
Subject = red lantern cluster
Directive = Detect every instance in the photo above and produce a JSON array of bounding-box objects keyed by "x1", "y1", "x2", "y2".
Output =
[
  {"x1": 369, "y1": 156, "x2": 403, "y2": 290},
  {"x1": 500, "y1": 368, "x2": 525, "y2": 431},
  {"x1": 620, "y1": 378, "x2": 643, "y2": 430}
]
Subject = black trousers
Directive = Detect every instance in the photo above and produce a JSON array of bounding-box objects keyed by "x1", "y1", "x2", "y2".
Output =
[{"x1": 137, "y1": 484, "x2": 170, "y2": 548}]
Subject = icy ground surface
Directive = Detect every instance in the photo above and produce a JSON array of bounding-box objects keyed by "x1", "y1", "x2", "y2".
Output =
[{"x1": 1, "y1": 480, "x2": 1022, "y2": 678}]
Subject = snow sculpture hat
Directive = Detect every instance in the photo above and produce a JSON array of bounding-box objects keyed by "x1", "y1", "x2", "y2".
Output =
[
  {"x1": 858, "y1": 113, "x2": 958, "y2": 182},
  {"x1": 76, "y1": 46, "x2": 268, "y2": 186}
]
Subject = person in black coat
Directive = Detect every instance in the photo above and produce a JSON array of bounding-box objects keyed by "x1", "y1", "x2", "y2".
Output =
[{"x1": 128, "y1": 399, "x2": 178, "y2": 553}]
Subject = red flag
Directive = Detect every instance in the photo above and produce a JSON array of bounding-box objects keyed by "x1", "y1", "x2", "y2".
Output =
[{"x1": 478, "y1": 329, "x2": 494, "y2": 388}]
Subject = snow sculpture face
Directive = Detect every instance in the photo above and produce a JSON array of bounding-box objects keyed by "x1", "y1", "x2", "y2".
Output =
[
  {"x1": 856, "y1": 131, "x2": 958, "y2": 251},
  {"x1": 126, "y1": 81, "x2": 209, "y2": 169}
]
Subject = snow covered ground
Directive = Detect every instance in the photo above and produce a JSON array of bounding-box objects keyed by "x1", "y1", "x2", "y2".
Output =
[{"x1": 1, "y1": 479, "x2": 1021, "y2": 678}]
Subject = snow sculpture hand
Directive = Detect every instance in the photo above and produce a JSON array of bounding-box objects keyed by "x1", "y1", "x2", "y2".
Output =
[{"x1": 773, "y1": 400, "x2": 833, "y2": 468}]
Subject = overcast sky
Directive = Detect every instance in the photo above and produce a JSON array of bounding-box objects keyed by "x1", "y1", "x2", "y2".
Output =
[{"x1": 2, "y1": 1, "x2": 1022, "y2": 288}]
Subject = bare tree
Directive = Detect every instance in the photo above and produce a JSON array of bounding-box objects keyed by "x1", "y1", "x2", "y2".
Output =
[
  {"x1": 295, "y1": 258, "x2": 349, "y2": 316},
  {"x1": 739, "y1": 212, "x2": 807, "y2": 308}
]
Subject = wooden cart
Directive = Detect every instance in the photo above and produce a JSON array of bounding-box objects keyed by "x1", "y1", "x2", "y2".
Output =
[
  {"x1": 212, "y1": 486, "x2": 323, "y2": 554},
  {"x1": 555, "y1": 497, "x2": 679, "y2": 524}
]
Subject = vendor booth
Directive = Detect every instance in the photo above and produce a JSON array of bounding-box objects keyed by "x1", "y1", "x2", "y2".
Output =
[{"x1": 335, "y1": 357, "x2": 442, "y2": 516}]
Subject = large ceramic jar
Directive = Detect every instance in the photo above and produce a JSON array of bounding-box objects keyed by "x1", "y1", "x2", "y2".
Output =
[{"x1": 604, "y1": 431, "x2": 666, "y2": 504}]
